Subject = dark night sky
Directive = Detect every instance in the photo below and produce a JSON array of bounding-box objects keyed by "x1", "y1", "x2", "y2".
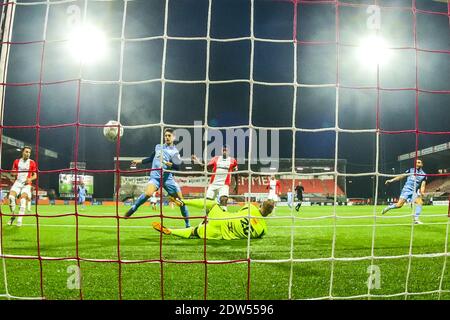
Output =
[{"x1": 1, "y1": 0, "x2": 449, "y2": 198}]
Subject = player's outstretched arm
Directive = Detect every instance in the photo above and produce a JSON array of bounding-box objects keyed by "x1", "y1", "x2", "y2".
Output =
[
  {"x1": 140, "y1": 151, "x2": 157, "y2": 166},
  {"x1": 385, "y1": 174, "x2": 407, "y2": 185},
  {"x1": 191, "y1": 154, "x2": 203, "y2": 166},
  {"x1": 191, "y1": 154, "x2": 215, "y2": 172},
  {"x1": 131, "y1": 151, "x2": 156, "y2": 168}
]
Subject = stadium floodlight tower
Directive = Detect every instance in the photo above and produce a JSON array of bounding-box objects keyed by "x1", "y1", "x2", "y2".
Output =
[
  {"x1": 67, "y1": 25, "x2": 107, "y2": 64},
  {"x1": 357, "y1": 35, "x2": 391, "y2": 68}
]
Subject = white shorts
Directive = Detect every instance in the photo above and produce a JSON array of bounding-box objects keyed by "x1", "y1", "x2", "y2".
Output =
[
  {"x1": 206, "y1": 184, "x2": 229, "y2": 200},
  {"x1": 10, "y1": 181, "x2": 32, "y2": 199},
  {"x1": 150, "y1": 197, "x2": 158, "y2": 204},
  {"x1": 267, "y1": 192, "x2": 279, "y2": 202}
]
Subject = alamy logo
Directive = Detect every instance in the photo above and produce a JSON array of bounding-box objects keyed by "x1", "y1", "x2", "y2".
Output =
[
  {"x1": 366, "y1": 5, "x2": 381, "y2": 30},
  {"x1": 174, "y1": 121, "x2": 280, "y2": 171},
  {"x1": 367, "y1": 265, "x2": 381, "y2": 290},
  {"x1": 67, "y1": 265, "x2": 81, "y2": 290},
  {"x1": 66, "y1": 5, "x2": 81, "y2": 28}
]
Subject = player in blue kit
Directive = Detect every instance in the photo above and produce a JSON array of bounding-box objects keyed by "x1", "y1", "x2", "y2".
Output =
[
  {"x1": 381, "y1": 159, "x2": 427, "y2": 224},
  {"x1": 77, "y1": 182, "x2": 87, "y2": 210},
  {"x1": 124, "y1": 128, "x2": 190, "y2": 227}
]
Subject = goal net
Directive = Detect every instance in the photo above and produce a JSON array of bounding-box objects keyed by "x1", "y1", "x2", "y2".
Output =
[{"x1": 0, "y1": 0, "x2": 449, "y2": 300}]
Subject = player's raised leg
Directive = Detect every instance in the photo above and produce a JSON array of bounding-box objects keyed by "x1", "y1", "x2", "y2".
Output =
[
  {"x1": 124, "y1": 182, "x2": 158, "y2": 218},
  {"x1": 162, "y1": 176, "x2": 190, "y2": 227},
  {"x1": 381, "y1": 197, "x2": 406, "y2": 215},
  {"x1": 172, "y1": 190, "x2": 190, "y2": 228}
]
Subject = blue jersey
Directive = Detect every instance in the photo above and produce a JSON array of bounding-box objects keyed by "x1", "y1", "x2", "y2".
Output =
[
  {"x1": 143, "y1": 144, "x2": 181, "y2": 181},
  {"x1": 287, "y1": 192, "x2": 293, "y2": 202},
  {"x1": 402, "y1": 168, "x2": 427, "y2": 193},
  {"x1": 77, "y1": 186, "x2": 87, "y2": 197}
]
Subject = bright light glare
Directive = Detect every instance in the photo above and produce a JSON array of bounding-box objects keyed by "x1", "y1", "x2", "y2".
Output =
[
  {"x1": 68, "y1": 25, "x2": 107, "y2": 64},
  {"x1": 357, "y1": 36, "x2": 391, "y2": 67}
]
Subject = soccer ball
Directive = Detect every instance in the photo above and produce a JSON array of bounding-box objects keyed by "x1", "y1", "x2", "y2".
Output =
[{"x1": 103, "y1": 120, "x2": 123, "y2": 142}]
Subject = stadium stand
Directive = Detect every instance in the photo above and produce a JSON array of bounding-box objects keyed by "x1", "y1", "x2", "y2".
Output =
[
  {"x1": 178, "y1": 177, "x2": 345, "y2": 199},
  {"x1": 426, "y1": 177, "x2": 450, "y2": 195}
]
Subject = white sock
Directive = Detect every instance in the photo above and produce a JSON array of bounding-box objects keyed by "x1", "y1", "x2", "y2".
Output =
[
  {"x1": 17, "y1": 198, "x2": 27, "y2": 224},
  {"x1": 27, "y1": 200, "x2": 31, "y2": 212},
  {"x1": 9, "y1": 195, "x2": 16, "y2": 213}
]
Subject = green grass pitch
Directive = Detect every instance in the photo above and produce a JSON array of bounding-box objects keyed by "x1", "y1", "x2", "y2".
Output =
[{"x1": 1, "y1": 204, "x2": 449, "y2": 300}]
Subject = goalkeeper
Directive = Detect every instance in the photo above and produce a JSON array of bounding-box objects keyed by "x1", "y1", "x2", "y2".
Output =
[{"x1": 152, "y1": 198, "x2": 274, "y2": 240}]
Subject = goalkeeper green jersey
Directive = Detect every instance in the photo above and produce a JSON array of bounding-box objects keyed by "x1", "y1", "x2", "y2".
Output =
[
  {"x1": 217, "y1": 204, "x2": 268, "y2": 240},
  {"x1": 182, "y1": 199, "x2": 268, "y2": 240}
]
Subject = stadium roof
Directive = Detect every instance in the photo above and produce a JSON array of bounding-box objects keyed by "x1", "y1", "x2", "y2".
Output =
[
  {"x1": 398, "y1": 142, "x2": 450, "y2": 162},
  {"x1": 1, "y1": 135, "x2": 58, "y2": 159}
]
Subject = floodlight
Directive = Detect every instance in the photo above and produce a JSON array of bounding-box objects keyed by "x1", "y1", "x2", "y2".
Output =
[
  {"x1": 357, "y1": 35, "x2": 391, "y2": 67},
  {"x1": 68, "y1": 25, "x2": 107, "y2": 64}
]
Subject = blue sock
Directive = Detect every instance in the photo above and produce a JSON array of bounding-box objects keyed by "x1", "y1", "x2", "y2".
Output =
[
  {"x1": 415, "y1": 205, "x2": 422, "y2": 218},
  {"x1": 383, "y1": 203, "x2": 397, "y2": 214},
  {"x1": 180, "y1": 205, "x2": 190, "y2": 227},
  {"x1": 131, "y1": 194, "x2": 150, "y2": 212}
]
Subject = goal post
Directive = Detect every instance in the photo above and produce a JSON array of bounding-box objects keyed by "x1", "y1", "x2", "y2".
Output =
[{"x1": 0, "y1": 0, "x2": 16, "y2": 300}]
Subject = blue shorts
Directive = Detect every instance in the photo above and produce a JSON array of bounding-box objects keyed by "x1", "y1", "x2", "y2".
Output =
[
  {"x1": 78, "y1": 196, "x2": 85, "y2": 204},
  {"x1": 400, "y1": 189, "x2": 418, "y2": 203},
  {"x1": 149, "y1": 176, "x2": 181, "y2": 196}
]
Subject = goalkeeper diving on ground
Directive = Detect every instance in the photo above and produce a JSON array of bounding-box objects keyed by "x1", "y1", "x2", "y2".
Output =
[{"x1": 152, "y1": 198, "x2": 275, "y2": 240}]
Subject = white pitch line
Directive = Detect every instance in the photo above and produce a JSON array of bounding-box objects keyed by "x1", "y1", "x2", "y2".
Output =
[
  {"x1": 5, "y1": 221, "x2": 448, "y2": 230},
  {"x1": 0, "y1": 293, "x2": 43, "y2": 300}
]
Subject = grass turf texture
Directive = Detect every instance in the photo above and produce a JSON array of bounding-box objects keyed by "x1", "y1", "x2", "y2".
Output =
[{"x1": 1, "y1": 204, "x2": 449, "y2": 300}]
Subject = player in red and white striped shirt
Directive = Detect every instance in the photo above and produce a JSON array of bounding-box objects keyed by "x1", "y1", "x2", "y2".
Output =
[
  {"x1": 266, "y1": 175, "x2": 281, "y2": 213},
  {"x1": 7, "y1": 146, "x2": 37, "y2": 227},
  {"x1": 191, "y1": 145, "x2": 238, "y2": 208},
  {"x1": 267, "y1": 175, "x2": 281, "y2": 202}
]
